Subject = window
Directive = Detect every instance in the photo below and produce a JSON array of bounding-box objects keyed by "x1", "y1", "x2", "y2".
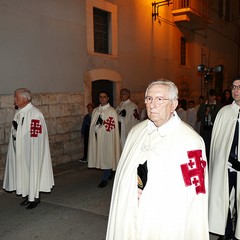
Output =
[
  {"x1": 218, "y1": 0, "x2": 230, "y2": 21},
  {"x1": 224, "y1": 0, "x2": 230, "y2": 21},
  {"x1": 93, "y1": 8, "x2": 109, "y2": 54},
  {"x1": 86, "y1": 0, "x2": 118, "y2": 57},
  {"x1": 180, "y1": 37, "x2": 186, "y2": 66},
  {"x1": 239, "y1": 1, "x2": 240, "y2": 15},
  {"x1": 218, "y1": 0, "x2": 223, "y2": 18}
]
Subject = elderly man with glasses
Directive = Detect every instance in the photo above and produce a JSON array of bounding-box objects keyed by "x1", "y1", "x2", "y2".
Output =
[
  {"x1": 106, "y1": 79, "x2": 209, "y2": 240},
  {"x1": 116, "y1": 88, "x2": 140, "y2": 149}
]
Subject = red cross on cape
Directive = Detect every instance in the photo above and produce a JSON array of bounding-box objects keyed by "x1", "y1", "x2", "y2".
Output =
[
  {"x1": 104, "y1": 117, "x2": 115, "y2": 132},
  {"x1": 30, "y1": 119, "x2": 42, "y2": 137},
  {"x1": 180, "y1": 150, "x2": 206, "y2": 195}
]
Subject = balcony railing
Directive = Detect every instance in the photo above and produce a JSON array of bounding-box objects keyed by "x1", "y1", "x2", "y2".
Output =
[{"x1": 172, "y1": 0, "x2": 210, "y2": 29}]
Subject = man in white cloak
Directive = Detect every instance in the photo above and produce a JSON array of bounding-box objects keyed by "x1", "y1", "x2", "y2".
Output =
[
  {"x1": 3, "y1": 88, "x2": 54, "y2": 209},
  {"x1": 116, "y1": 88, "x2": 140, "y2": 149},
  {"x1": 209, "y1": 75, "x2": 240, "y2": 240},
  {"x1": 106, "y1": 79, "x2": 209, "y2": 240},
  {"x1": 88, "y1": 90, "x2": 120, "y2": 188}
]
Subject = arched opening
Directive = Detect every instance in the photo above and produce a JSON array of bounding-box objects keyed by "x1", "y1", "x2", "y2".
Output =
[{"x1": 84, "y1": 68, "x2": 121, "y2": 111}]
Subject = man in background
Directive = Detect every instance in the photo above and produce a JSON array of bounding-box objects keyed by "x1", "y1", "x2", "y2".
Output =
[
  {"x1": 209, "y1": 75, "x2": 240, "y2": 240},
  {"x1": 197, "y1": 89, "x2": 222, "y2": 160},
  {"x1": 79, "y1": 103, "x2": 95, "y2": 163},
  {"x1": 116, "y1": 88, "x2": 139, "y2": 149},
  {"x1": 88, "y1": 90, "x2": 120, "y2": 188},
  {"x1": 3, "y1": 88, "x2": 54, "y2": 209}
]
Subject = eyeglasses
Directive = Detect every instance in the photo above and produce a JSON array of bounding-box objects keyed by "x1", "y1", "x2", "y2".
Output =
[
  {"x1": 145, "y1": 96, "x2": 171, "y2": 105},
  {"x1": 232, "y1": 85, "x2": 240, "y2": 90}
]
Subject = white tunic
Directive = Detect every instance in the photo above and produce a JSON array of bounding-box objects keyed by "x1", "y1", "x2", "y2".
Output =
[
  {"x1": 3, "y1": 103, "x2": 54, "y2": 201},
  {"x1": 116, "y1": 99, "x2": 140, "y2": 149},
  {"x1": 106, "y1": 113, "x2": 209, "y2": 240},
  {"x1": 209, "y1": 102, "x2": 240, "y2": 239},
  {"x1": 88, "y1": 103, "x2": 120, "y2": 170}
]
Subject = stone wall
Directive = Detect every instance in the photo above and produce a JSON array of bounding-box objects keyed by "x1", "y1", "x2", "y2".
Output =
[
  {"x1": 0, "y1": 90, "x2": 145, "y2": 181},
  {"x1": 132, "y1": 92, "x2": 145, "y2": 112},
  {"x1": 0, "y1": 92, "x2": 84, "y2": 180}
]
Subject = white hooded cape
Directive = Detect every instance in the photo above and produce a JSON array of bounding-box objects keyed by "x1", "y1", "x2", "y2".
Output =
[
  {"x1": 209, "y1": 102, "x2": 240, "y2": 239},
  {"x1": 106, "y1": 113, "x2": 209, "y2": 240},
  {"x1": 116, "y1": 99, "x2": 139, "y2": 149},
  {"x1": 3, "y1": 103, "x2": 54, "y2": 201},
  {"x1": 88, "y1": 103, "x2": 120, "y2": 170}
]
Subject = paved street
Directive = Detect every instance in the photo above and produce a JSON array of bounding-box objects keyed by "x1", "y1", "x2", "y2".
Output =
[
  {"x1": 0, "y1": 161, "x2": 112, "y2": 240},
  {"x1": 0, "y1": 160, "x2": 220, "y2": 240}
]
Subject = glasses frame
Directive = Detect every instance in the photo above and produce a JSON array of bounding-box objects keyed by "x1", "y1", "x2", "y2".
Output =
[
  {"x1": 145, "y1": 96, "x2": 171, "y2": 105},
  {"x1": 232, "y1": 85, "x2": 240, "y2": 90},
  {"x1": 231, "y1": 85, "x2": 240, "y2": 90}
]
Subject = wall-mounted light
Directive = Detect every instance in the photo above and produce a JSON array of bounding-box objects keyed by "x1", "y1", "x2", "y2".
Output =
[
  {"x1": 152, "y1": 0, "x2": 172, "y2": 21},
  {"x1": 197, "y1": 64, "x2": 223, "y2": 73},
  {"x1": 197, "y1": 64, "x2": 223, "y2": 81},
  {"x1": 197, "y1": 64, "x2": 207, "y2": 72}
]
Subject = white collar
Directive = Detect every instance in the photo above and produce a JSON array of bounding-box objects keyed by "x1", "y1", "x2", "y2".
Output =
[
  {"x1": 121, "y1": 99, "x2": 131, "y2": 105},
  {"x1": 18, "y1": 102, "x2": 32, "y2": 113},
  {"x1": 99, "y1": 103, "x2": 110, "y2": 110},
  {"x1": 147, "y1": 111, "x2": 180, "y2": 136}
]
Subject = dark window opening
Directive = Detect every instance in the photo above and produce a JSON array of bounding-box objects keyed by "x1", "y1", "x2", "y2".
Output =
[
  {"x1": 180, "y1": 37, "x2": 186, "y2": 66},
  {"x1": 218, "y1": 0, "x2": 231, "y2": 21},
  {"x1": 93, "y1": 7, "x2": 109, "y2": 54}
]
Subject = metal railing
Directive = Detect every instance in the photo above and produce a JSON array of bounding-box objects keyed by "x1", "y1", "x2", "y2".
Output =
[{"x1": 172, "y1": 0, "x2": 208, "y2": 18}]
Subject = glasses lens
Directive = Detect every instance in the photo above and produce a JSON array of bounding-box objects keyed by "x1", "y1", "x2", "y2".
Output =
[{"x1": 232, "y1": 85, "x2": 240, "y2": 90}]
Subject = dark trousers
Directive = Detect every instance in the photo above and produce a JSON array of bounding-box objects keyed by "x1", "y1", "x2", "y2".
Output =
[
  {"x1": 201, "y1": 130, "x2": 212, "y2": 162},
  {"x1": 83, "y1": 135, "x2": 89, "y2": 159},
  {"x1": 225, "y1": 170, "x2": 238, "y2": 237},
  {"x1": 102, "y1": 169, "x2": 111, "y2": 181}
]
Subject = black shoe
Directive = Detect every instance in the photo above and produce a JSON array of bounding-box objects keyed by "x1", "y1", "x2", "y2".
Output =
[
  {"x1": 97, "y1": 180, "x2": 108, "y2": 188},
  {"x1": 26, "y1": 201, "x2": 39, "y2": 209},
  {"x1": 20, "y1": 197, "x2": 30, "y2": 206},
  {"x1": 217, "y1": 236, "x2": 226, "y2": 240},
  {"x1": 79, "y1": 158, "x2": 87, "y2": 163},
  {"x1": 217, "y1": 234, "x2": 233, "y2": 240},
  {"x1": 108, "y1": 171, "x2": 115, "y2": 180}
]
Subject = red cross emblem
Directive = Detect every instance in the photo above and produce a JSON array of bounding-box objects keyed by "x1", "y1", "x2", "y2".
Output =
[
  {"x1": 104, "y1": 117, "x2": 115, "y2": 132},
  {"x1": 30, "y1": 119, "x2": 42, "y2": 137},
  {"x1": 180, "y1": 150, "x2": 206, "y2": 194}
]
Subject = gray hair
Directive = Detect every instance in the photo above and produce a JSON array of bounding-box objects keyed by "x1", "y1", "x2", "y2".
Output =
[
  {"x1": 145, "y1": 79, "x2": 178, "y2": 100},
  {"x1": 15, "y1": 88, "x2": 32, "y2": 101}
]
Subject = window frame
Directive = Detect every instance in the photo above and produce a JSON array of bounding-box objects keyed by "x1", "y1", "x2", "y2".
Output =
[
  {"x1": 93, "y1": 7, "x2": 110, "y2": 54},
  {"x1": 86, "y1": 0, "x2": 118, "y2": 57}
]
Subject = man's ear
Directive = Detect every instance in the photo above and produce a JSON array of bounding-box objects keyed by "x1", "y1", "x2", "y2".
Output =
[{"x1": 171, "y1": 100, "x2": 178, "y2": 112}]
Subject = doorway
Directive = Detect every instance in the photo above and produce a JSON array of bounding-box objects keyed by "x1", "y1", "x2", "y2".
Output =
[{"x1": 84, "y1": 68, "x2": 122, "y2": 112}]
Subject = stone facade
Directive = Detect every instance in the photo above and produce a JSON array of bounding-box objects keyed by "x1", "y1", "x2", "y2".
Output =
[
  {"x1": 0, "y1": 92, "x2": 84, "y2": 180},
  {"x1": 0, "y1": 91, "x2": 145, "y2": 181}
]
